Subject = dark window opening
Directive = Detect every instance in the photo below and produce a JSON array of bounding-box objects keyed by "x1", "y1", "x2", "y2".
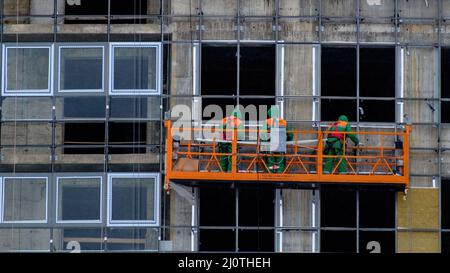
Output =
[
  {"x1": 239, "y1": 188, "x2": 274, "y2": 227},
  {"x1": 200, "y1": 187, "x2": 235, "y2": 227},
  {"x1": 321, "y1": 47, "x2": 356, "y2": 97},
  {"x1": 359, "y1": 100, "x2": 395, "y2": 122},
  {"x1": 201, "y1": 45, "x2": 276, "y2": 117},
  {"x1": 442, "y1": 101, "x2": 450, "y2": 123},
  {"x1": 199, "y1": 187, "x2": 235, "y2": 251},
  {"x1": 238, "y1": 188, "x2": 275, "y2": 252},
  {"x1": 359, "y1": 47, "x2": 395, "y2": 98},
  {"x1": 199, "y1": 186, "x2": 275, "y2": 252},
  {"x1": 63, "y1": 123, "x2": 105, "y2": 154},
  {"x1": 321, "y1": 188, "x2": 356, "y2": 228},
  {"x1": 442, "y1": 48, "x2": 450, "y2": 99},
  {"x1": 108, "y1": 122, "x2": 147, "y2": 154},
  {"x1": 359, "y1": 231, "x2": 395, "y2": 253},
  {"x1": 442, "y1": 179, "x2": 450, "y2": 229},
  {"x1": 65, "y1": 0, "x2": 148, "y2": 24},
  {"x1": 442, "y1": 232, "x2": 450, "y2": 254},
  {"x1": 321, "y1": 99, "x2": 357, "y2": 122},
  {"x1": 238, "y1": 230, "x2": 274, "y2": 252},
  {"x1": 63, "y1": 97, "x2": 106, "y2": 118},
  {"x1": 199, "y1": 229, "x2": 235, "y2": 252},
  {"x1": 320, "y1": 230, "x2": 356, "y2": 253},
  {"x1": 359, "y1": 190, "x2": 395, "y2": 228}
]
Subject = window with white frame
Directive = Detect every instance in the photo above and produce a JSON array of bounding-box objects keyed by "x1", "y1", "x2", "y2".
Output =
[
  {"x1": 2, "y1": 45, "x2": 53, "y2": 96},
  {"x1": 109, "y1": 43, "x2": 161, "y2": 95},
  {"x1": 56, "y1": 176, "x2": 102, "y2": 223},
  {"x1": 107, "y1": 173, "x2": 159, "y2": 226},
  {"x1": 58, "y1": 46, "x2": 104, "y2": 93},
  {"x1": 2, "y1": 177, "x2": 48, "y2": 223}
]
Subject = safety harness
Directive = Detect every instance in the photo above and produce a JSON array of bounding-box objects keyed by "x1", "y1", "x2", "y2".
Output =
[{"x1": 328, "y1": 121, "x2": 348, "y2": 142}]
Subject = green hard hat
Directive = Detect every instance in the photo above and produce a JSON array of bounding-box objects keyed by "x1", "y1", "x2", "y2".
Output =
[
  {"x1": 232, "y1": 108, "x2": 242, "y2": 119},
  {"x1": 268, "y1": 105, "x2": 280, "y2": 118},
  {"x1": 338, "y1": 115, "x2": 348, "y2": 122}
]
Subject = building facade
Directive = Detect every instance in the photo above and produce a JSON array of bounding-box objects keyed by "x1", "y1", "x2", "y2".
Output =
[{"x1": 0, "y1": 0, "x2": 447, "y2": 252}]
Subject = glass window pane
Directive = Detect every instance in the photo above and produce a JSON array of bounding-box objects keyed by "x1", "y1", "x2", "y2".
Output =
[
  {"x1": 6, "y1": 47, "x2": 50, "y2": 92},
  {"x1": 106, "y1": 228, "x2": 158, "y2": 251},
  {"x1": 59, "y1": 47, "x2": 103, "y2": 91},
  {"x1": 113, "y1": 46, "x2": 157, "y2": 92},
  {"x1": 53, "y1": 228, "x2": 104, "y2": 252},
  {"x1": 110, "y1": 176, "x2": 156, "y2": 222},
  {"x1": 56, "y1": 97, "x2": 106, "y2": 119},
  {"x1": 110, "y1": 97, "x2": 160, "y2": 119},
  {"x1": 3, "y1": 178, "x2": 47, "y2": 222},
  {"x1": 57, "y1": 177, "x2": 101, "y2": 222}
]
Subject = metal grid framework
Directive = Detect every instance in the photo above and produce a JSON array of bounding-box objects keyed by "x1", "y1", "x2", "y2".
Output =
[{"x1": 0, "y1": 0, "x2": 446, "y2": 252}]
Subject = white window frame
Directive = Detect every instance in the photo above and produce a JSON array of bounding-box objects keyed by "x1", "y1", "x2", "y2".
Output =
[
  {"x1": 109, "y1": 42, "x2": 162, "y2": 95},
  {"x1": 0, "y1": 177, "x2": 2, "y2": 223},
  {"x1": 56, "y1": 176, "x2": 103, "y2": 224},
  {"x1": 107, "y1": 173, "x2": 160, "y2": 227},
  {"x1": 58, "y1": 45, "x2": 105, "y2": 93},
  {"x1": 2, "y1": 44, "x2": 54, "y2": 96},
  {"x1": 1, "y1": 177, "x2": 49, "y2": 224}
]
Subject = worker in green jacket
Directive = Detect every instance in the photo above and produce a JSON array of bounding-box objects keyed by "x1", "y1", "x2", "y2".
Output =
[
  {"x1": 260, "y1": 106, "x2": 293, "y2": 173},
  {"x1": 323, "y1": 115, "x2": 359, "y2": 174},
  {"x1": 218, "y1": 108, "x2": 244, "y2": 172}
]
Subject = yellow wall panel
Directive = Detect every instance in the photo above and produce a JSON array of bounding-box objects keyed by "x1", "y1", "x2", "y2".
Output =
[
  {"x1": 397, "y1": 188, "x2": 439, "y2": 229},
  {"x1": 397, "y1": 232, "x2": 439, "y2": 253}
]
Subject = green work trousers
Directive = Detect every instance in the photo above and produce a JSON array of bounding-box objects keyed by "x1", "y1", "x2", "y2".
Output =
[
  {"x1": 265, "y1": 152, "x2": 285, "y2": 173},
  {"x1": 324, "y1": 139, "x2": 347, "y2": 174},
  {"x1": 218, "y1": 143, "x2": 232, "y2": 172}
]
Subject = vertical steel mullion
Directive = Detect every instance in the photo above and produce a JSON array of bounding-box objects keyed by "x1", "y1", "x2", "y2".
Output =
[
  {"x1": 356, "y1": 0, "x2": 360, "y2": 130},
  {"x1": 317, "y1": 188, "x2": 321, "y2": 253},
  {"x1": 318, "y1": 0, "x2": 322, "y2": 43},
  {"x1": 236, "y1": 0, "x2": 240, "y2": 107},
  {"x1": 107, "y1": 0, "x2": 111, "y2": 42},
  {"x1": 235, "y1": 186, "x2": 239, "y2": 252},
  {"x1": 395, "y1": 188, "x2": 398, "y2": 253},
  {"x1": 356, "y1": 189, "x2": 360, "y2": 253},
  {"x1": 50, "y1": 0, "x2": 58, "y2": 249},
  {"x1": 159, "y1": 0, "x2": 165, "y2": 245},
  {"x1": 438, "y1": 0, "x2": 443, "y2": 254}
]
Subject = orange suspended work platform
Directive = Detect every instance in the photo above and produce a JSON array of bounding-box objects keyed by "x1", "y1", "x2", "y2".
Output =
[{"x1": 164, "y1": 120, "x2": 411, "y2": 190}]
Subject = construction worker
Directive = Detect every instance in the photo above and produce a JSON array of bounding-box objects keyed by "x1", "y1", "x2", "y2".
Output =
[
  {"x1": 218, "y1": 108, "x2": 244, "y2": 172},
  {"x1": 323, "y1": 115, "x2": 359, "y2": 174},
  {"x1": 260, "y1": 106, "x2": 293, "y2": 173}
]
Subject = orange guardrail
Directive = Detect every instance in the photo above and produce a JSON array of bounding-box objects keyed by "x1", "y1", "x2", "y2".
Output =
[{"x1": 164, "y1": 120, "x2": 411, "y2": 190}]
